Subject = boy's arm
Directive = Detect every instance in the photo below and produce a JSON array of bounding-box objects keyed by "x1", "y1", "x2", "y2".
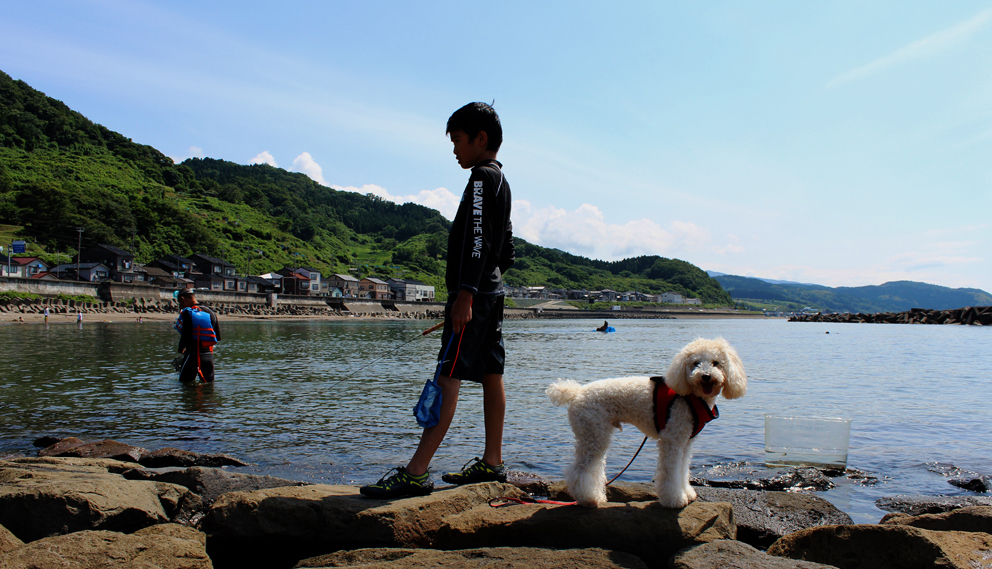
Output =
[{"x1": 450, "y1": 289, "x2": 473, "y2": 334}]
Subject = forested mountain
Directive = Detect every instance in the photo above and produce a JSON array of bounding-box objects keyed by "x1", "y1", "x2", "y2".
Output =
[
  {"x1": 713, "y1": 274, "x2": 992, "y2": 313},
  {"x1": 0, "y1": 69, "x2": 731, "y2": 304}
]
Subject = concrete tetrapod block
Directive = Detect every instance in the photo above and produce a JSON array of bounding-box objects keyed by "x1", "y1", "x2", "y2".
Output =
[
  {"x1": 766, "y1": 523, "x2": 992, "y2": 569},
  {"x1": 0, "y1": 524, "x2": 211, "y2": 569},
  {"x1": 294, "y1": 547, "x2": 648, "y2": 569},
  {"x1": 434, "y1": 499, "x2": 735, "y2": 569}
]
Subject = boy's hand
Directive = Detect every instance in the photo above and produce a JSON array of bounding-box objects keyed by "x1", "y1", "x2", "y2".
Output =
[{"x1": 451, "y1": 290, "x2": 474, "y2": 334}]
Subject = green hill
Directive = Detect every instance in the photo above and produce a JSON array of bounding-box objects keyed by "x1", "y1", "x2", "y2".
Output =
[
  {"x1": 713, "y1": 274, "x2": 992, "y2": 313},
  {"x1": 0, "y1": 69, "x2": 731, "y2": 304}
]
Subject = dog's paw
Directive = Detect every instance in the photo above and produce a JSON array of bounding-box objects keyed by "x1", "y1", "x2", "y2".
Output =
[
  {"x1": 685, "y1": 486, "x2": 697, "y2": 502},
  {"x1": 576, "y1": 497, "x2": 605, "y2": 508},
  {"x1": 657, "y1": 490, "x2": 693, "y2": 509}
]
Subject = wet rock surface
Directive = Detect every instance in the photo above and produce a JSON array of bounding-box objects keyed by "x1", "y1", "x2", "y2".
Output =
[
  {"x1": 35, "y1": 437, "x2": 248, "y2": 468},
  {"x1": 123, "y1": 466, "x2": 310, "y2": 507},
  {"x1": 876, "y1": 495, "x2": 992, "y2": 516},
  {"x1": 881, "y1": 505, "x2": 992, "y2": 534},
  {"x1": 294, "y1": 547, "x2": 648, "y2": 569}
]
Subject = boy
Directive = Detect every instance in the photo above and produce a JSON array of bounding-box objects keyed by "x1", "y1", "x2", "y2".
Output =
[{"x1": 361, "y1": 102, "x2": 514, "y2": 499}]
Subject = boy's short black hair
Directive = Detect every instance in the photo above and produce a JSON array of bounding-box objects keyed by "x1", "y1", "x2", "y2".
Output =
[{"x1": 446, "y1": 102, "x2": 502, "y2": 152}]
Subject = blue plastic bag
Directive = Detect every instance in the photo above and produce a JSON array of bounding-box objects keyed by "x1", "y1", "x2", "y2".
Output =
[
  {"x1": 414, "y1": 331, "x2": 457, "y2": 428},
  {"x1": 414, "y1": 376, "x2": 442, "y2": 428}
]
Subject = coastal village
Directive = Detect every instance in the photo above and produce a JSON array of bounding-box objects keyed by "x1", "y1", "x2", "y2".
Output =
[{"x1": 0, "y1": 242, "x2": 704, "y2": 306}]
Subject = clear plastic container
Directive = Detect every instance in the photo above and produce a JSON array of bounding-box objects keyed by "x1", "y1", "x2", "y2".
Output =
[{"x1": 764, "y1": 414, "x2": 852, "y2": 469}]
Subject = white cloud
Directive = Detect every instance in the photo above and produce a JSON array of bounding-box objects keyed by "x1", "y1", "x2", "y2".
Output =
[
  {"x1": 512, "y1": 200, "x2": 709, "y2": 261},
  {"x1": 331, "y1": 184, "x2": 461, "y2": 220},
  {"x1": 250, "y1": 150, "x2": 278, "y2": 167},
  {"x1": 828, "y1": 7, "x2": 992, "y2": 88},
  {"x1": 291, "y1": 152, "x2": 327, "y2": 186},
  {"x1": 712, "y1": 233, "x2": 745, "y2": 255}
]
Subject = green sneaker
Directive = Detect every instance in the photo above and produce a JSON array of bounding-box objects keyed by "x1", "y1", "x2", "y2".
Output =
[
  {"x1": 360, "y1": 467, "x2": 434, "y2": 499},
  {"x1": 441, "y1": 457, "x2": 507, "y2": 485}
]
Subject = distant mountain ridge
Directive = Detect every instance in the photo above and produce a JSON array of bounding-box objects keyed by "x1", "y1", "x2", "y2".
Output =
[{"x1": 710, "y1": 273, "x2": 992, "y2": 313}]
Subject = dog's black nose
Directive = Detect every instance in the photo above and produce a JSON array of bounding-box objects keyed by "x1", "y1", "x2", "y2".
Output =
[{"x1": 701, "y1": 374, "x2": 712, "y2": 382}]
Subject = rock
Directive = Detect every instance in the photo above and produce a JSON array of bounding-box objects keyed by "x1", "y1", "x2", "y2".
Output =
[
  {"x1": 0, "y1": 524, "x2": 211, "y2": 569},
  {"x1": 32, "y1": 436, "x2": 62, "y2": 448},
  {"x1": 0, "y1": 457, "x2": 200, "y2": 542},
  {"x1": 123, "y1": 466, "x2": 308, "y2": 505},
  {"x1": 0, "y1": 526, "x2": 22, "y2": 556},
  {"x1": 36, "y1": 437, "x2": 86, "y2": 457},
  {"x1": 39, "y1": 439, "x2": 145, "y2": 463},
  {"x1": 671, "y1": 540, "x2": 839, "y2": 568},
  {"x1": 881, "y1": 506, "x2": 992, "y2": 534},
  {"x1": 949, "y1": 475, "x2": 991, "y2": 493},
  {"x1": 549, "y1": 481, "x2": 851, "y2": 550},
  {"x1": 876, "y1": 495, "x2": 992, "y2": 516},
  {"x1": 295, "y1": 547, "x2": 648, "y2": 568},
  {"x1": 767, "y1": 524, "x2": 992, "y2": 569},
  {"x1": 434, "y1": 499, "x2": 734, "y2": 568},
  {"x1": 692, "y1": 467, "x2": 835, "y2": 492},
  {"x1": 202, "y1": 482, "x2": 527, "y2": 568},
  {"x1": 138, "y1": 448, "x2": 249, "y2": 468},
  {"x1": 696, "y1": 487, "x2": 852, "y2": 550}
]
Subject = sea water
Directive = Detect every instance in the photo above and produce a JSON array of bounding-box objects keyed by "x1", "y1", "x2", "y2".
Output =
[{"x1": 0, "y1": 317, "x2": 989, "y2": 524}]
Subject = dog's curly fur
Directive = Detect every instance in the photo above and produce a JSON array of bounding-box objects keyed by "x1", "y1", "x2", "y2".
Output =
[{"x1": 547, "y1": 337, "x2": 747, "y2": 508}]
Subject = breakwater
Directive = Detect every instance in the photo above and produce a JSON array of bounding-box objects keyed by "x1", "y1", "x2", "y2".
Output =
[{"x1": 789, "y1": 306, "x2": 992, "y2": 325}]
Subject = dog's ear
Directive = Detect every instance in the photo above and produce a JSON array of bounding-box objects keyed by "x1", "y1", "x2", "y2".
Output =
[
  {"x1": 719, "y1": 338, "x2": 747, "y2": 400},
  {"x1": 665, "y1": 341, "x2": 695, "y2": 395}
]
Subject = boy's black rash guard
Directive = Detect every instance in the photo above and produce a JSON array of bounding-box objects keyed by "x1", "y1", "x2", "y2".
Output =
[{"x1": 446, "y1": 159, "x2": 514, "y2": 295}]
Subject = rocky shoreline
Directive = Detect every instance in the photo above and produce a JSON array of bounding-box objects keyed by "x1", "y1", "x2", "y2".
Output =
[
  {"x1": 789, "y1": 306, "x2": 992, "y2": 326},
  {"x1": 2, "y1": 437, "x2": 991, "y2": 568}
]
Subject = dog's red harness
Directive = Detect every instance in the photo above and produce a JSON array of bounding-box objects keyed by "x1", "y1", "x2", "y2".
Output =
[{"x1": 650, "y1": 376, "x2": 718, "y2": 438}]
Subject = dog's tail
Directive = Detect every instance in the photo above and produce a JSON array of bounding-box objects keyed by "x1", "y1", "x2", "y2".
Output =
[{"x1": 546, "y1": 379, "x2": 582, "y2": 406}]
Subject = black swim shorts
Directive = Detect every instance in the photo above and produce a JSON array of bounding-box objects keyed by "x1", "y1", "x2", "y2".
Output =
[
  {"x1": 179, "y1": 351, "x2": 215, "y2": 383},
  {"x1": 437, "y1": 293, "x2": 505, "y2": 383}
]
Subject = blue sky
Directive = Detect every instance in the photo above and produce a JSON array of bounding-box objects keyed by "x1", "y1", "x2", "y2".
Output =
[{"x1": 2, "y1": 1, "x2": 990, "y2": 292}]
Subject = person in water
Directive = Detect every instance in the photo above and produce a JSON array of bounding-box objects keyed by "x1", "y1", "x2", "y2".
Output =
[
  {"x1": 174, "y1": 288, "x2": 221, "y2": 383},
  {"x1": 361, "y1": 102, "x2": 514, "y2": 499},
  {"x1": 597, "y1": 321, "x2": 609, "y2": 332}
]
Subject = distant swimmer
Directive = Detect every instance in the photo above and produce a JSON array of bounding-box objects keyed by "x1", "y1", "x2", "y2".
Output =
[{"x1": 596, "y1": 321, "x2": 609, "y2": 332}]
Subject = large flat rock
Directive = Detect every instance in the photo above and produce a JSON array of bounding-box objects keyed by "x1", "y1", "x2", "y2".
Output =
[
  {"x1": 434, "y1": 499, "x2": 734, "y2": 568},
  {"x1": 294, "y1": 547, "x2": 648, "y2": 568},
  {"x1": 0, "y1": 457, "x2": 200, "y2": 542},
  {"x1": 876, "y1": 495, "x2": 992, "y2": 516},
  {"x1": 549, "y1": 481, "x2": 850, "y2": 549},
  {"x1": 767, "y1": 524, "x2": 992, "y2": 569},
  {"x1": 201, "y1": 481, "x2": 522, "y2": 547},
  {"x1": 0, "y1": 524, "x2": 211, "y2": 569}
]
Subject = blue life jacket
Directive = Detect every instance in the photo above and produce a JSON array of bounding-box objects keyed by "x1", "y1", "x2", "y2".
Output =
[{"x1": 175, "y1": 307, "x2": 218, "y2": 351}]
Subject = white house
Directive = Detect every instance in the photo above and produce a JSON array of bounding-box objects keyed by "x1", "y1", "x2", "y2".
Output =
[{"x1": 660, "y1": 291, "x2": 684, "y2": 304}]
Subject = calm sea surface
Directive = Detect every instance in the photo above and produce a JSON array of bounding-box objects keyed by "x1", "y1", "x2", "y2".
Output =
[{"x1": 1, "y1": 317, "x2": 989, "y2": 523}]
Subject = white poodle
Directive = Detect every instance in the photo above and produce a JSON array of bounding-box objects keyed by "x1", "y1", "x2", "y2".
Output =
[{"x1": 547, "y1": 337, "x2": 747, "y2": 508}]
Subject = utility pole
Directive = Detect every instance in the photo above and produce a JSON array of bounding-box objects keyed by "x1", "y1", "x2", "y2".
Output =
[{"x1": 76, "y1": 227, "x2": 84, "y2": 280}]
